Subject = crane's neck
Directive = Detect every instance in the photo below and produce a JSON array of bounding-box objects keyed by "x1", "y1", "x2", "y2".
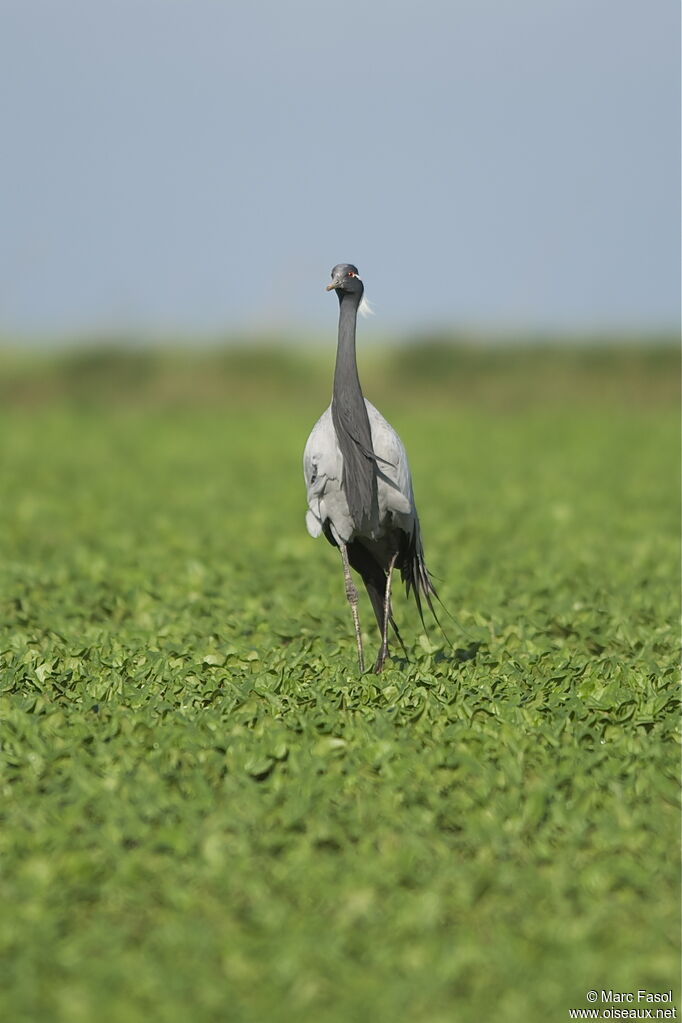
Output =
[
  {"x1": 332, "y1": 290, "x2": 363, "y2": 402},
  {"x1": 330, "y1": 287, "x2": 378, "y2": 535}
]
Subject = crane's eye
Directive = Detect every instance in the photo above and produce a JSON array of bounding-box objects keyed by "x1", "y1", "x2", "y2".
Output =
[{"x1": 347, "y1": 271, "x2": 356, "y2": 278}]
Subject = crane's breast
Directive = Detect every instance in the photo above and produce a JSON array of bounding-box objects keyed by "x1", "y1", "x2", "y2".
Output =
[{"x1": 303, "y1": 401, "x2": 414, "y2": 542}]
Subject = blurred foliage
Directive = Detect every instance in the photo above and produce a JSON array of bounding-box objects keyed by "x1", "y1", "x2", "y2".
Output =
[
  {"x1": 0, "y1": 337, "x2": 679, "y2": 1022},
  {"x1": 0, "y1": 333, "x2": 678, "y2": 410}
]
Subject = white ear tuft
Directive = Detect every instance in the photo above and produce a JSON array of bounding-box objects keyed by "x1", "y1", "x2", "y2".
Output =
[{"x1": 359, "y1": 295, "x2": 374, "y2": 318}]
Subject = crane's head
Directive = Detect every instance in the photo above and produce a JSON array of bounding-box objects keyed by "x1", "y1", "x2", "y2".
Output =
[{"x1": 326, "y1": 264, "x2": 364, "y2": 296}]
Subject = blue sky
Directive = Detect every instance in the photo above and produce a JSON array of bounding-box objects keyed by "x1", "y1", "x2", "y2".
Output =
[{"x1": 1, "y1": 0, "x2": 678, "y2": 337}]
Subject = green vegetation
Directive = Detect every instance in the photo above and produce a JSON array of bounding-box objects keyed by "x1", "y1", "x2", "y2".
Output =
[{"x1": 0, "y1": 343, "x2": 679, "y2": 1022}]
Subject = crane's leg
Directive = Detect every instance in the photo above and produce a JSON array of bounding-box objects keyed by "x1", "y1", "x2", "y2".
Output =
[
  {"x1": 339, "y1": 541, "x2": 365, "y2": 673},
  {"x1": 374, "y1": 551, "x2": 399, "y2": 673}
]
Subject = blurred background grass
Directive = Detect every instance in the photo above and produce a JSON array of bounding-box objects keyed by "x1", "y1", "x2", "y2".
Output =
[{"x1": 0, "y1": 333, "x2": 677, "y2": 412}]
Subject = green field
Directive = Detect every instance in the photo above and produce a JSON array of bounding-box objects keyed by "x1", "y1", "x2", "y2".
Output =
[{"x1": 0, "y1": 343, "x2": 679, "y2": 1022}]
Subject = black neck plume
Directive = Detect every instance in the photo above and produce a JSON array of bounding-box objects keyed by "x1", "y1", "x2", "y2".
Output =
[{"x1": 331, "y1": 290, "x2": 378, "y2": 535}]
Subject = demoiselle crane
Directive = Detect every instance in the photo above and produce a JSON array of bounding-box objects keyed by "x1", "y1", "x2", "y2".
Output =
[{"x1": 303, "y1": 263, "x2": 438, "y2": 673}]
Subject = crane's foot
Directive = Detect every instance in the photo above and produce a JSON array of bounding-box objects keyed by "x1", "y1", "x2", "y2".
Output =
[
  {"x1": 355, "y1": 635, "x2": 366, "y2": 674},
  {"x1": 373, "y1": 645, "x2": 389, "y2": 674},
  {"x1": 339, "y1": 541, "x2": 365, "y2": 673},
  {"x1": 345, "y1": 577, "x2": 365, "y2": 673},
  {"x1": 374, "y1": 551, "x2": 399, "y2": 674}
]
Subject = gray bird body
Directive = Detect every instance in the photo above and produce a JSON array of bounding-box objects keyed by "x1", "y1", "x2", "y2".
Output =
[
  {"x1": 303, "y1": 263, "x2": 437, "y2": 672},
  {"x1": 304, "y1": 398, "x2": 414, "y2": 548}
]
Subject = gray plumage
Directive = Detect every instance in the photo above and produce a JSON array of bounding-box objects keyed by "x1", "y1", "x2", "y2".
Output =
[{"x1": 303, "y1": 263, "x2": 438, "y2": 673}]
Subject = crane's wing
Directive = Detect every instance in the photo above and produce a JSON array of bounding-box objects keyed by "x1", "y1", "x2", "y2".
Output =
[
  {"x1": 303, "y1": 406, "x2": 352, "y2": 542},
  {"x1": 365, "y1": 402, "x2": 438, "y2": 625},
  {"x1": 364, "y1": 401, "x2": 414, "y2": 524}
]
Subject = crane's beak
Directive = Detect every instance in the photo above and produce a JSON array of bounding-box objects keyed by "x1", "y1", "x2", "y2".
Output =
[{"x1": 326, "y1": 280, "x2": 341, "y2": 291}]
